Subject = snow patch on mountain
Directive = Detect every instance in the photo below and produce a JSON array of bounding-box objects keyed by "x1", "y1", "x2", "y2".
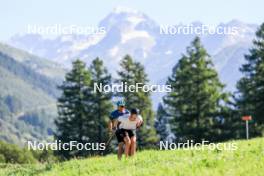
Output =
[{"x1": 121, "y1": 30, "x2": 151, "y2": 44}]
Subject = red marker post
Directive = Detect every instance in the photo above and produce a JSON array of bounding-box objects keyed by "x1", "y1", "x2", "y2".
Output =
[{"x1": 242, "y1": 115, "x2": 252, "y2": 140}]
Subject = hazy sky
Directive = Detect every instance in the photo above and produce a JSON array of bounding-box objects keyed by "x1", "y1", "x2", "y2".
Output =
[{"x1": 1, "y1": 0, "x2": 263, "y2": 40}]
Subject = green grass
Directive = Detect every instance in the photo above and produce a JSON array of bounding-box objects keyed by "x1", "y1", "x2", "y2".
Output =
[{"x1": 1, "y1": 138, "x2": 263, "y2": 176}]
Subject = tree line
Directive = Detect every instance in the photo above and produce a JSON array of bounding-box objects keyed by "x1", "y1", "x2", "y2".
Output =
[
  {"x1": 55, "y1": 23, "x2": 264, "y2": 159},
  {"x1": 55, "y1": 56, "x2": 157, "y2": 159}
]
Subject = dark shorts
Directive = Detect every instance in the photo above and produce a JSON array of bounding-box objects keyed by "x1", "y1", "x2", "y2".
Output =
[{"x1": 115, "y1": 129, "x2": 136, "y2": 143}]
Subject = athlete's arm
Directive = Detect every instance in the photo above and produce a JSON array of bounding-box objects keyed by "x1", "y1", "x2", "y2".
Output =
[
  {"x1": 113, "y1": 119, "x2": 118, "y2": 129},
  {"x1": 136, "y1": 115, "x2": 143, "y2": 128},
  {"x1": 108, "y1": 120, "x2": 113, "y2": 132},
  {"x1": 108, "y1": 112, "x2": 115, "y2": 133}
]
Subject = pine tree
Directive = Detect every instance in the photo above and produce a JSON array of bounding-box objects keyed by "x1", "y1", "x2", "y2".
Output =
[
  {"x1": 55, "y1": 58, "x2": 114, "y2": 158},
  {"x1": 117, "y1": 55, "x2": 158, "y2": 148},
  {"x1": 163, "y1": 37, "x2": 230, "y2": 142},
  {"x1": 236, "y1": 23, "x2": 264, "y2": 136},
  {"x1": 55, "y1": 59, "x2": 91, "y2": 158},
  {"x1": 88, "y1": 57, "x2": 113, "y2": 145}
]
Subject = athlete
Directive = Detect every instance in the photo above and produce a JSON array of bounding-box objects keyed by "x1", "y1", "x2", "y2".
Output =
[
  {"x1": 108, "y1": 100, "x2": 129, "y2": 160},
  {"x1": 116, "y1": 108, "x2": 143, "y2": 157}
]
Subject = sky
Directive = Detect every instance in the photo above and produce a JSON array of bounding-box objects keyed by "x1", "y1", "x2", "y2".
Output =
[{"x1": 1, "y1": 0, "x2": 263, "y2": 40}]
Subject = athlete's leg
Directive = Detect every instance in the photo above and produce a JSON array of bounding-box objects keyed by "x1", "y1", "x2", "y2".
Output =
[
  {"x1": 124, "y1": 135, "x2": 131, "y2": 157},
  {"x1": 116, "y1": 129, "x2": 124, "y2": 160},
  {"x1": 130, "y1": 136, "x2": 137, "y2": 156},
  {"x1": 117, "y1": 142, "x2": 124, "y2": 160}
]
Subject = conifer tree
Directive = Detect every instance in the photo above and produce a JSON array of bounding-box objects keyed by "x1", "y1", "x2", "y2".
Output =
[
  {"x1": 55, "y1": 58, "x2": 112, "y2": 158},
  {"x1": 55, "y1": 59, "x2": 91, "y2": 158},
  {"x1": 236, "y1": 23, "x2": 264, "y2": 136},
  {"x1": 118, "y1": 55, "x2": 158, "y2": 148},
  {"x1": 163, "y1": 37, "x2": 229, "y2": 142},
  {"x1": 88, "y1": 57, "x2": 112, "y2": 144}
]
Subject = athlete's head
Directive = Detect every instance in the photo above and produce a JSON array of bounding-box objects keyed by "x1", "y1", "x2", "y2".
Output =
[
  {"x1": 130, "y1": 108, "x2": 139, "y2": 120},
  {"x1": 116, "y1": 100, "x2": 125, "y2": 112}
]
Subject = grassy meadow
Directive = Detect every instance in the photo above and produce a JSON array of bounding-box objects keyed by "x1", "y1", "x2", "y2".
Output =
[{"x1": 0, "y1": 138, "x2": 263, "y2": 176}]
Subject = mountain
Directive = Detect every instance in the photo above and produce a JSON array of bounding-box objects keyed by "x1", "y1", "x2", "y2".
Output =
[
  {"x1": 0, "y1": 43, "x2": 66, "y2": 145},
  {"x1": 7, "y1": 7, "x2": 259, "y2": 106}
]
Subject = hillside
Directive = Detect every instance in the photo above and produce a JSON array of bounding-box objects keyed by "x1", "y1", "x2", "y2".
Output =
[
  {"x1": 0, "y1": 43, "x2": 66, "y2": 145},
  {"x1": 0, "y1": 43, "x2": 66, "y2": 80},
  {"x1": 1, "y1": 138, "x2": 263, "y2": 176}
]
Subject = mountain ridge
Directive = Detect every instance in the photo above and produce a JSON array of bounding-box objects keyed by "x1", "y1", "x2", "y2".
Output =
[{"x1": 6, "y1": 8, "x2": 260, "y2": 106}]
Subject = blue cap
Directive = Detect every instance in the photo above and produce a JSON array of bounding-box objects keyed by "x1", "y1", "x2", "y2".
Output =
[{"x1": 116, "y1": 100, "x2": 125, "y2": 106}]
